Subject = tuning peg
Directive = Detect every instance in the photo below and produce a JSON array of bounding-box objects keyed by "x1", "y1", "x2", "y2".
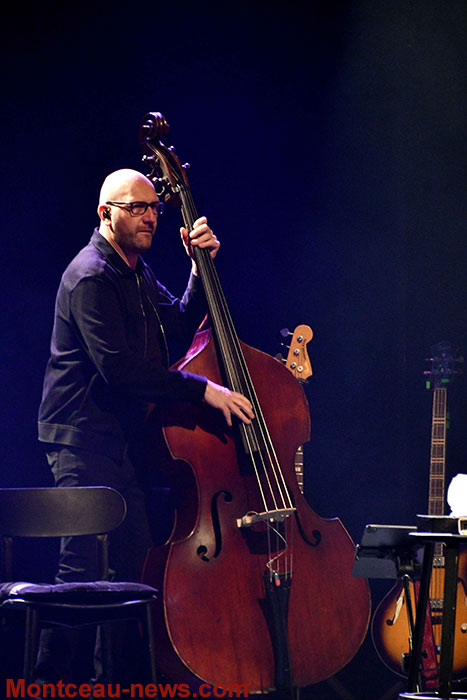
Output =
[
  {"x1": 139, "y1": 122, "x2": 152, "y2": 138},
  {"x1": 280, "y1": 328, "x2": 291, "y2": 338},
  {"x1": 275, "y1": 353, "x2": 286, "y2": 363}
]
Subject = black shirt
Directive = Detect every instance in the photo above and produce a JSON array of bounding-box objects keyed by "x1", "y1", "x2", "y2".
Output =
[{"x1": 38, "y1": 229, "x2": 207, "y2": 458}]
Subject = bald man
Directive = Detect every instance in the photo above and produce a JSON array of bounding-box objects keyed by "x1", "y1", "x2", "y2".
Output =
[{"x1": 36, "y1": 169, "x2": 253, "y2": 682}]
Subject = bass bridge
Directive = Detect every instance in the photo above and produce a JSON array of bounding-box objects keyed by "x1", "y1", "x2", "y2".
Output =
[{"x1": 236, "y1": 508, "x2": 296, "y2": 528}]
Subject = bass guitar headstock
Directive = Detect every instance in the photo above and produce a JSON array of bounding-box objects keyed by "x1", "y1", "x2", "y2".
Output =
[
  {"x1": 278, "y1": 325, "x2": 313, "y2": 383},
  {"x1": 424, "y1": 340, "x2": 463, "y2": 390}
]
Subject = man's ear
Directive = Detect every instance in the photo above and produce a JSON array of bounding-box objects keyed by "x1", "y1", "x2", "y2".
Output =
[{"x1": 98, "y1": 204, "x2": 111, "y2": 223}]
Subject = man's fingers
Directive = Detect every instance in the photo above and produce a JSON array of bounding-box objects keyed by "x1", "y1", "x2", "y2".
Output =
[
  {"x1": 223, "y1": 407, "x2": 233, "y2": 427},
  {"x1": 227, "y1": 393, "x2": 254, "y2": 425},
  {"x1": 204, "y1": 380, "x2": 254, "y2": 426}
]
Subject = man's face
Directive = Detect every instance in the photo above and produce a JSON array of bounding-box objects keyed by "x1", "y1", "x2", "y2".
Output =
[{"x1": 108, "y1": 178, "x2": 160, "y2": 258}]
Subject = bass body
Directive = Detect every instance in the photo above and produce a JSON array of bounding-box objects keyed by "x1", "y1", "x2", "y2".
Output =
[{"x1": 142, "y1": 331, "x2": 371, "y2": 692}]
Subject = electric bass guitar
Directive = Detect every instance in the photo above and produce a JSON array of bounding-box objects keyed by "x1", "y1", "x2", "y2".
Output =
[
  {"x1": 278, "y1": 325, "x2": 313, "y2": 493},
  {"x1": 371, "y1": 341, "x2": 467, "y2": 683}
]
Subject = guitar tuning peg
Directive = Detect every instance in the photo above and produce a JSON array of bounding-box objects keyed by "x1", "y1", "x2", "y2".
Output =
[
  {"x1": 280, "y1": 328, "x2": 291, "y2": 338},
  {"x1": 275, "y1": 353, "x2": 286, "y2": 363}
]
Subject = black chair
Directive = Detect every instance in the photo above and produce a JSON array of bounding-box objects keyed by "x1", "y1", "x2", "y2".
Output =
[{"x1": 0, "y1": 486, "x2": 158, "y2": 683}]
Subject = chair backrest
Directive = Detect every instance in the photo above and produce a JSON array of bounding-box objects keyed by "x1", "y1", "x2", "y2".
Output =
[{"x1": 0, "y1": 487, "x2": 126, "y2": 538}]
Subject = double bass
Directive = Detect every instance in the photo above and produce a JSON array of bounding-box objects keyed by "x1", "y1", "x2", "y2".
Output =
[{"x1": 138, "y1": 112, "x2": 371, "y2": 695}]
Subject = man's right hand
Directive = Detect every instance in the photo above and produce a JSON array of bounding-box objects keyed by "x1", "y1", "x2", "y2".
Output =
[{"x1": 203, "y1": 379, "x2": 254, "y2": 427}]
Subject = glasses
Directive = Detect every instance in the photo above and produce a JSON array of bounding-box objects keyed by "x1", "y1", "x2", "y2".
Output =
[{"x1": 106, "y1": 200, "x2": 164, "y2": 216}]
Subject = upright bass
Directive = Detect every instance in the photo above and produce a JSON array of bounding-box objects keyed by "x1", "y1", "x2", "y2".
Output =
[{"x1": 138, "y1": 112, "x2": 371, "y2": 695}]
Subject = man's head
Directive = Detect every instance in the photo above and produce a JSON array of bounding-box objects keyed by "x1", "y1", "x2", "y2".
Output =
[{"x1": 97, "y1": 169, "x2": 162, "y2": 267}]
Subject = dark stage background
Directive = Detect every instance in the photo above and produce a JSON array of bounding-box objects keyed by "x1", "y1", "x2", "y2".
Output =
[{"x1": 1, "y1": 1, "x2": 466, "y2": 698}]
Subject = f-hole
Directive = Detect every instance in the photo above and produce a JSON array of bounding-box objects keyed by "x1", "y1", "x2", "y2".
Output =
[{"x1": 197, "y1": 490, "x2": 233, "y2": 562}]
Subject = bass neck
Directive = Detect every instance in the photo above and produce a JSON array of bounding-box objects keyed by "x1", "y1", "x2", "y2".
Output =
[
  {"x1": 280, "y1": 325, "x2": 313, "y2": 494},
  {"x1": 428, "y1": 387, "x2": 448, "y2": 565}
]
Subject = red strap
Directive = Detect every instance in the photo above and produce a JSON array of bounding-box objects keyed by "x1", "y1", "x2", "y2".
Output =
[{"x1": 414, "y1": 580, "x2": 439, "y2": 689}]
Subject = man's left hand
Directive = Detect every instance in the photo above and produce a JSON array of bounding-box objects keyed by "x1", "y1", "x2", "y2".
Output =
[{"x1": 181, "y1": 216, "x2": 220, "y2": 275}]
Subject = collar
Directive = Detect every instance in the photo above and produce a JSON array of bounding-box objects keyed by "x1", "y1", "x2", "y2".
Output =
[{"x1": 90, "y1": 228, "x2": 146, "y2": 277}]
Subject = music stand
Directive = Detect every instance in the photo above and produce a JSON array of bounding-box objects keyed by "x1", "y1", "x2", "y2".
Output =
[
  {"x1": 353, "y1": 524, "x2": 421, "y2": 580},
  {"x1": 354, "y1": 519, "x2": 467, "y2": 699}
]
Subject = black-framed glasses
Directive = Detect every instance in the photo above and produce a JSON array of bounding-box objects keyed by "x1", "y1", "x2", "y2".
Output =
[{"x1": 106, "y1": 200, "x2": 164, "y2": 216}]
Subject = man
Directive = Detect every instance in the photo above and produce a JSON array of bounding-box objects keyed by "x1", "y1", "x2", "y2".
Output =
[{"x1": 36, "y1": 168, "x2": 253, "y2": 681}]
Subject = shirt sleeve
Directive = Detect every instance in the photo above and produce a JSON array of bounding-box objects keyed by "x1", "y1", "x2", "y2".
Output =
[{"x1": 151, "y1": 270, "x2": 209, "y2": 348}]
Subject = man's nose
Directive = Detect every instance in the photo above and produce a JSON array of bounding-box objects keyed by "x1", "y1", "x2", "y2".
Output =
[{"x1": 142, "y1": 208, "x2": 157, "y2": 223}]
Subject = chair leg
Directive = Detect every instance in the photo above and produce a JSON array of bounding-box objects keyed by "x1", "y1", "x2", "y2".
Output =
[
  {"x1": 99, "y1": 622, "x2": 114, "y2": 683},
  {"x1": 24, "y1": 606, "x2": 40, "y2": 683},
  {"x1": 144, "y1": 602, "x2": 158, "y2": 684}
]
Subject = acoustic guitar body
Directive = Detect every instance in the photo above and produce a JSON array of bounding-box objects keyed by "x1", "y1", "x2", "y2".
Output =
[{"x1": 372, "y1": 548, "x2": 467, "y2": 680}]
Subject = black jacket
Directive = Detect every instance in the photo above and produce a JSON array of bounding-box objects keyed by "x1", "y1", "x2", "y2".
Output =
[{"x1": 38, "y1": 229, "x2": 207, "y2": 458}]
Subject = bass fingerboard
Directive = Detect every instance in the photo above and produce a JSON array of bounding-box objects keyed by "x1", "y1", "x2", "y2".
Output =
[{"x1": 429, "y1": 387, "x2": 447, "y2": 564}]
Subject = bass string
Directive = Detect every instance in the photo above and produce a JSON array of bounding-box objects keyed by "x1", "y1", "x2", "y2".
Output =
[
  {"x1": 181, "y1": 188, "x2": 296, "y2": 577},
  {"x1": 199, "y1": 244, "x2": 288, "y2": 512},
  {"x1": 182, "y1": 188, "x2": 293, "y2": 514},
  {"x1": 179, "y1": 193, "x2": 271, "y2": 507},
  {"x1": 428, "y1": 387, "x2": 447, "y2": 649},
  {"x1": 197, "y1": 253, "x2": 295, "y2": 577},
  {"x1": 430, "y1": 566, "x2": 443, "y2": 649},
  {"x1": 266, "y1": 514, "x2": 293, "y2": 580},
  {"x1": 206, "y1": 253, "x2": 294, "y2": 514}
]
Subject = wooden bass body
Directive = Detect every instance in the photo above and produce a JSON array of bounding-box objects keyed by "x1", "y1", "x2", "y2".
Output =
[{"x1": 141, "y1": 331, "x2": 371, "y2": 693}]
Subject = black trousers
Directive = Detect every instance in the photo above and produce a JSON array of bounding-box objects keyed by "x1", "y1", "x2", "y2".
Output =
[{"x1": 35, "y1": 444, "x2": 154, "y2": 683}]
